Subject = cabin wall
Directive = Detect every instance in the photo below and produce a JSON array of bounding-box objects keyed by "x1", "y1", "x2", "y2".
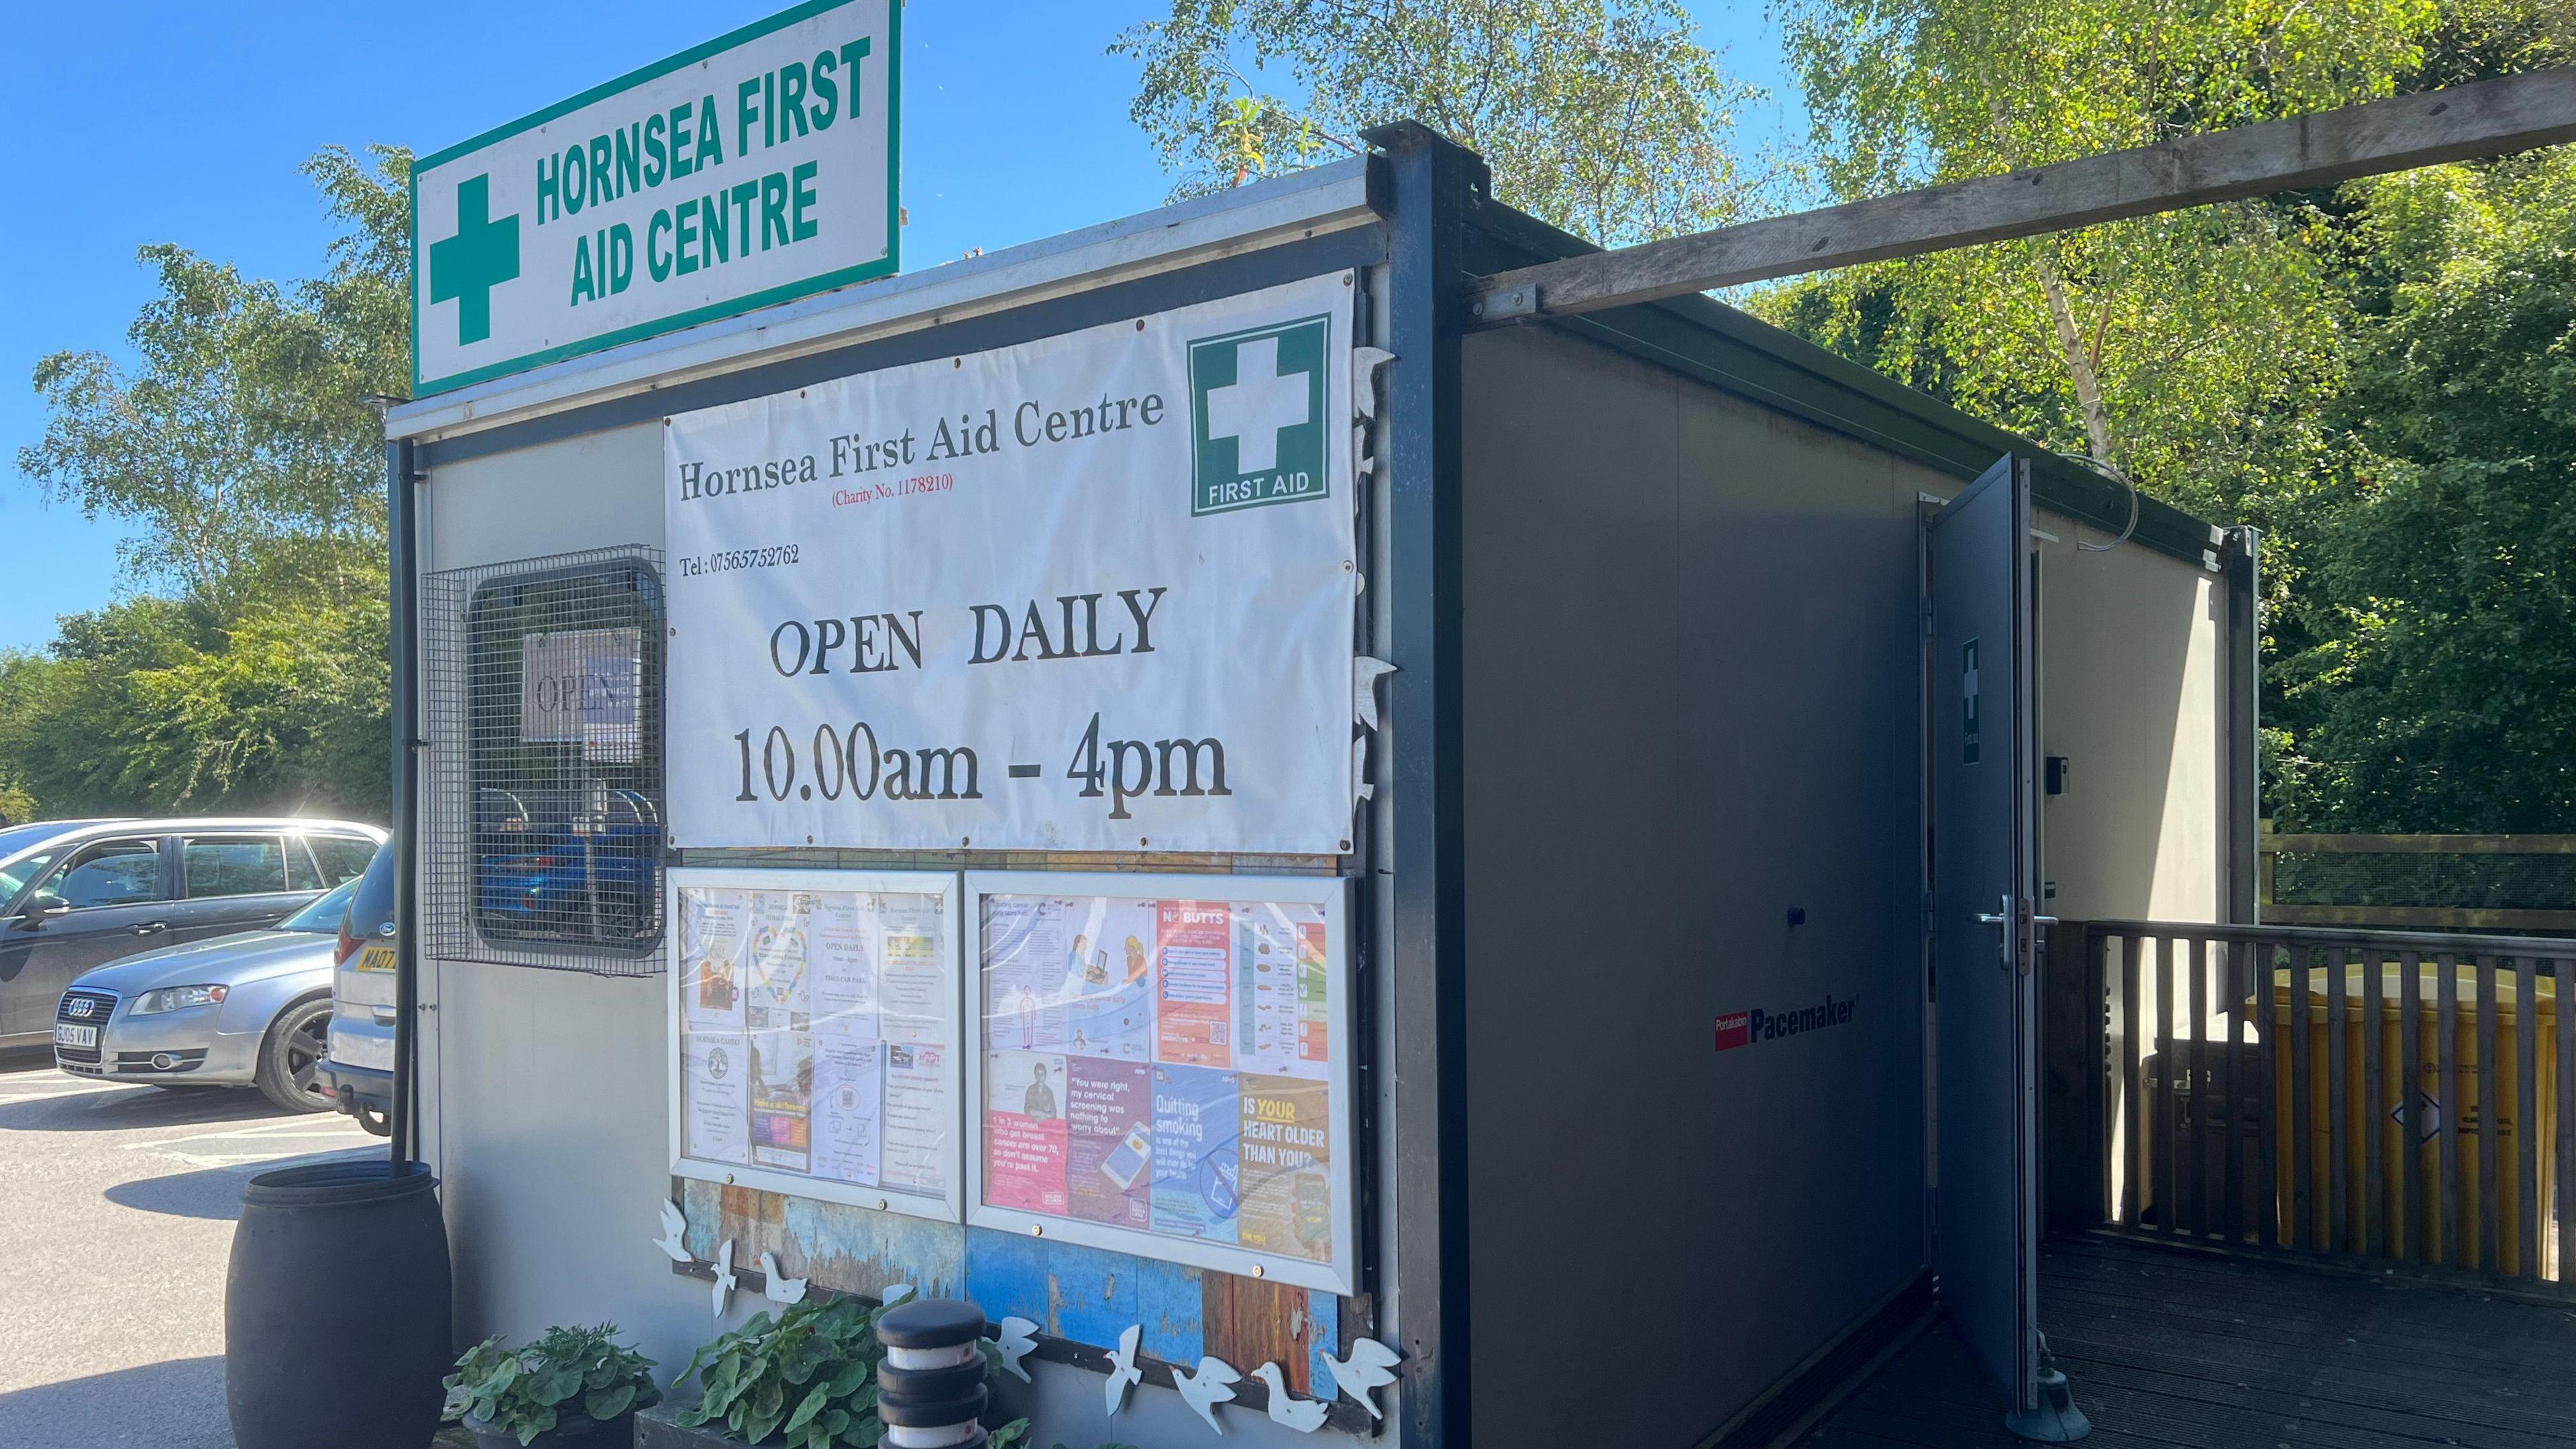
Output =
[{"x1": 1457, "y1": 323, "x2": 1934, "y2": 1447}]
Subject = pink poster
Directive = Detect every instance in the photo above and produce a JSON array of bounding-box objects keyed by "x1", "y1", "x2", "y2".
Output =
[
  {"x1": 1067, "y1": 1057, "x2": 1152, "y2": 1227},
  {"x1": 985, "y1": 1049, "x2": 1069, "y2": 1214},
  {"x1": 1155, "y1": 901, "x2": 1232, "y2": 1067}
]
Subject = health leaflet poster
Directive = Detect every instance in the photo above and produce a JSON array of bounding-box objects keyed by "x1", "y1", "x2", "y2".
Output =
[
  {"x1": 811, "y1": 894, "x2": 878, "y2": 1042},
  {"x1": 1067, "y1": 1057, "x2": 1152, "y2": 1227},
  {"x1": 1237, "y1": 1073, "x2": 1331, "y2": 1260},
  {"x1": 1063, "y1": 898, "x2": 1156, "y2": 1061},
  {"x1": 983, "y1": 896, "x2": 1071, "y2": 1051},
  {"x1": 681, "y1": 888, "x2": 745, "y2": 1033},
  {"x1": 674, "y1": 874, "x2": 959, "y2": 1218},
  {"x1": 882, "y1": 1042, "x2": 951, "y2": 1194},
  {"x1": 682, "y1": 1032, "x2": 751, "y2": 1166},
  {"x1": 1155, "y1": 902, "x2": 1232, "y2": 1067},
  {"x1": 985, "y1": 1049, "x2": 1070, "y2": 1213},
  {"x1": 812, "y1": 1039, "x2": 883, "y2": 1187},
  {"x1": 877, "y1": 898, "x2": 948, "y2": 1046},
  {"x1": 1150, "y1": 1063, "x2": 1241, "y2": 1242},
  {"x1": 969, "y1": 879, "x2": 1342, "y2": 1287},
  {"x1": 749, "y1": 1028, "x2": 814, "y2": 1171}
]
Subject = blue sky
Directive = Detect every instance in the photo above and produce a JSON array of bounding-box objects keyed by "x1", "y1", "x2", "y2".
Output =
[{"x1": 0, "y1": 1, "x2": 1799, "y2": 653}]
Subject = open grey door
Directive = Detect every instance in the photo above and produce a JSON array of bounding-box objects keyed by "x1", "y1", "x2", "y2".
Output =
[{"x1": 1929, "y1": 456, "x2": 2080, "y2": 1438}]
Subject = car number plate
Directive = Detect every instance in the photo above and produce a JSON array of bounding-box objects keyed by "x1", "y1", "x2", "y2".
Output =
[
  {"x1": 54, "y1": 1023, "x2": 97, "y2": 1049},
  {"x1": 356, "y1": 943, "x2": 398, "y2": 974}
]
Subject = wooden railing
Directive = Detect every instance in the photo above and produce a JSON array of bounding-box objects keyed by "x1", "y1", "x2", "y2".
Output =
[
  {"x1": 2049, "y1": 920, "x2": 2571, "y2": 1292},
  {"x1": 2259, "y1": 830, "x2": 2576, "y2": 932}
]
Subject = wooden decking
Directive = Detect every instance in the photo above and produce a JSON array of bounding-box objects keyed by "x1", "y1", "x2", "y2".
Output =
[{"x1": 1806, "y1": 1235, "x2": 2576, "y2": 1448}]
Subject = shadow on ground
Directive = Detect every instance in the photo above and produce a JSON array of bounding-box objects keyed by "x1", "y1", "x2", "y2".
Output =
[
  {"x1": 107, "y1": 1145, "x2": 384, "y2": 1222},
  {"x1": 0, "y1": 1354, "x2": 233, "y2": 1448},
  {"x1": 0, "y1": 1081, "x2": 301, "y2": 1133}
]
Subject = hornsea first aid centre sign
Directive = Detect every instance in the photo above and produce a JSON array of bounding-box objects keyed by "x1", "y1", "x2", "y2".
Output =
[
  {"x1": 665, "y1": 272, "x2": 1359, "y2": 855},
  {"x1": 411, "y1": 0, "x2": 898, "y2": 396}
]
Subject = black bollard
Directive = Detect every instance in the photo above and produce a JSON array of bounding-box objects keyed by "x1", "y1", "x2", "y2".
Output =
[{"x1": 877, "y1": 1297, "x2": 992, "y2": 1448}]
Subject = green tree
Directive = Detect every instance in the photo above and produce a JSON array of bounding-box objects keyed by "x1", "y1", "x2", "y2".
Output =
[
  {"x1": 3, "y1": 144, "x2": 409, "y2": 820},
  {"x1": 1763, "y1": 0, "x2": 2439, "y2": 523},
  {"x1": 1114, "y1": 0, "x2": 1771, "y2": 245},
  {"x1": 2270, "y1": 152, "x2": 2576, "y2": 830}
]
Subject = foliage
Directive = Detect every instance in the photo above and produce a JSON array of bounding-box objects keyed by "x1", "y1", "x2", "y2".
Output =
[
  {"x1": 444, "y1": 1323, "x2": 660, "y2": 1446},
  {"x1": 2268, "y1": 151, "x2": 2576, "y2": 830},
  {"x1": 1762, "y1": 0, "x2": 2438, "y2": 529},
  {"x1": 670, "y1": 1296, "x2": 894, "y2": 1448},
  {"x1": 1114, "y1": 0, "x2": 1771, "y2": 245},
  {"x1": 0, "y1": 595, "x2": 389, "y2": 820},
  {"x1": 3, "y1": 144, "x2": 408, "y2": 822}
]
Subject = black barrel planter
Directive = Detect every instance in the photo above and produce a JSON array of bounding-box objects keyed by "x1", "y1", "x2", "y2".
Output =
[{"x1": 227, "y1": 1159, "x2": 453, "y2": 1449}]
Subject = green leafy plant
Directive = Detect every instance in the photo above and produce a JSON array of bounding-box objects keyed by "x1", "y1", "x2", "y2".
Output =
[
  {"x1": 443, "y1": 1323, "x2": 660, "y2": 1445},
  {"x1": 670, "y1": 1296, "x2": 893, "y2": 1447}
]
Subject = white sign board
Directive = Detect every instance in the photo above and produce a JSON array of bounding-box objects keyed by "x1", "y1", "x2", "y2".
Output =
[
  {"x1": 964, "y1": 872, "x2": 1355, "y2": 1295},
  {"x1": 668, "y1": 867, "x2": 963, "y2": 1222},
  {"x1": 412, "y1": 0, "x2": 899, "y2": 396},
  {"x1": 520, "y1": 627, "x2": 642, "y2": 761},
  {"x1": 665, "y1": 272, "x2": 1358, "y2": 855}
]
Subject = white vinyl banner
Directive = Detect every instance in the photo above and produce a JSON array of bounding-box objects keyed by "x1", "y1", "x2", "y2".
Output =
[{"x1": 665, "y1": 272, "x2": 1358, "y2": 853}]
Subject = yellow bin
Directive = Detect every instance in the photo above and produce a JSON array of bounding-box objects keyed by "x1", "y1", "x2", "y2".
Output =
[{"x1": 2269, "y1": 962, "x2": 2558, "y2": 1276}]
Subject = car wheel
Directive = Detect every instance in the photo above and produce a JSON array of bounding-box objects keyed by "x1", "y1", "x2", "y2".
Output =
[{"x1": 254, "y1": 998, "x2": 335, "y2": 1114}]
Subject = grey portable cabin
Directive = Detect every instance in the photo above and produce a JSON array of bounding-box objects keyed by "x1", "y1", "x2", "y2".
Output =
[{"x1": 383, "y1": 124, "x2": 2253, "y2": 1449}]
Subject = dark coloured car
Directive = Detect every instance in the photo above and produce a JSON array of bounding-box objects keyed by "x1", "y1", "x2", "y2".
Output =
[{"x1": 0, "y1": 817, "x2": 384, "y2": 1049}]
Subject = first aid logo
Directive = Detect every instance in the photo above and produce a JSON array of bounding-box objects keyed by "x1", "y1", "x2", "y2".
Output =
[{"x1": 1188, "y1": 315, "x2": 1330, "y2": 516}]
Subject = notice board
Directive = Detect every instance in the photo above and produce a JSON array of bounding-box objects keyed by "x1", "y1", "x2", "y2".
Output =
[
  {"x1": 661, "y1": 272, "x2": 1360, "y2": 855},
  {"x1": 965, "y1": 872, "x2": 1354, "y2": 1294},
  {"x1": 667, "y1": 867, "x2": 963, "y2": 1220}
]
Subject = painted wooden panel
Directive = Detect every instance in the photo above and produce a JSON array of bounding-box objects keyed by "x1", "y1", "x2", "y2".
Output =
[{"x1": 963, "y1": 1227, "x2": 1206, "y2": 1364}]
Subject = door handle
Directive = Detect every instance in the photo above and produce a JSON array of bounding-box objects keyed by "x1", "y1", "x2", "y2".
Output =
[
  {"x1": 1976, "y1": 894, "x2": 2011, "y2": 926},
  {"x1": 129, "y1": 922, "x2": 169, "y2": 936}
]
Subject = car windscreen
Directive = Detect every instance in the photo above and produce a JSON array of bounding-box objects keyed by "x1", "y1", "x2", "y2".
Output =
[
  {"x1": 280, "y1": 875, "x2": 364, "y2": 933},
  {"x1": 0, "y1": 849, "x2": 63, "y2": 913}
]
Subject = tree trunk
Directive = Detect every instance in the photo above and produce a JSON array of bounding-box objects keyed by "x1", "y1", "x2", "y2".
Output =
[{"x1": 2035, "y1": 254, "x2": 2114, "y2": 466}]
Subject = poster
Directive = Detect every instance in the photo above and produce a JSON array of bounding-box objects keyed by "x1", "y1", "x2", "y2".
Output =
[
  {"x1": 969, "y1": 876, "x2": 1348, "y2": 1290},
  {"x1": 1067, "y1": 1058, "x2": 1152, "y2": 1227},
  {"x1": 663, "y1": 274, "x2": 1358, "y2": 855},
  {"x1": 985, "y1": 1049, "x2": 1070, "y2": 1214},
  {"x1": 682, "y1": 1034, "x2": 751, "y2": 1167},
  {"x1": 1156, "y1": 901, "x2": 1232, "y2": 1067},
  {"x1": 812, "y1": 894, "x2": 878, "y2": 1042},
  {"x1": 672, "y1": 872, "x2": 959, "y2": 1218},
  {"x1": 1150, "y1": 1065, "x2": 1241, "y2": 1242},
  {"x1": 882, "y1": 1043, "x2": 950, "y2": 1193},
  {"x1": 812, "y1": 1040, "x2": 883, "y2": 1186},
  {"x1": 1237, "y1": 1074, "x2": 1331, "y2": 1260}
]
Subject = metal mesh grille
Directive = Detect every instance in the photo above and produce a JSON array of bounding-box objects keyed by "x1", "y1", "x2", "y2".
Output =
[{"x1": 423, "y1": 546, "x2": 667, "y2": 974}]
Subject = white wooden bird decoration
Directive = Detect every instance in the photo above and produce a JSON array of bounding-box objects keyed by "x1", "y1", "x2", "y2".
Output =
[
  {"x1": 991, "y1": 1316, "x2": 1039, "y2": 1383},
  {"x1": 1352, "y1": 347, "x2": 1397, "y2": 421},
  {"x1": 1103, "y1": 1324, "x2": 1144, "y2": 1416},
  {"x1": 1250, "y1": 1363, "x2": 1327, "y2": 1434},
  {"x1": 1353, "y1": 657, "x2": 1398, "y2": 731},
  {"x1": 709, "y1": 1238, "x2": 738, "y2": 1320},
  {"x1": 1173, "y1": 1355, "x2": 1241, "y2": 1434},
  {"x1": 1321, "y1": 1337, "x2": 1400, "y2": 1420},
  {"x1": 757, "y1": 1250, "x2": 808, "y2": 1305},
  {"x1": 652, "y1": 1199, "x2": 692, "y2": 1263}
]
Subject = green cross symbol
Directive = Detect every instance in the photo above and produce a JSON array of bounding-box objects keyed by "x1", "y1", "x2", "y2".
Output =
[{"x1": 429, "y1": 173, "x2": 521, "y2": 347}]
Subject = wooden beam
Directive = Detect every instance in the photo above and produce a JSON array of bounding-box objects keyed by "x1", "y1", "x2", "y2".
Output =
[
  {"x1": 2259, "y1": 833, "x2": 2576, "y2": 855},
  {"x1": 1468, "y1": 67, "x2": 2576, "y2": 323}
]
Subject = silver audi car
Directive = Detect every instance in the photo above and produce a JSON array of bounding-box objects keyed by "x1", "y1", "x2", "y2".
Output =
[{"x1": 53, "y1": 871, "x2": 370, "y2": 1111}]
